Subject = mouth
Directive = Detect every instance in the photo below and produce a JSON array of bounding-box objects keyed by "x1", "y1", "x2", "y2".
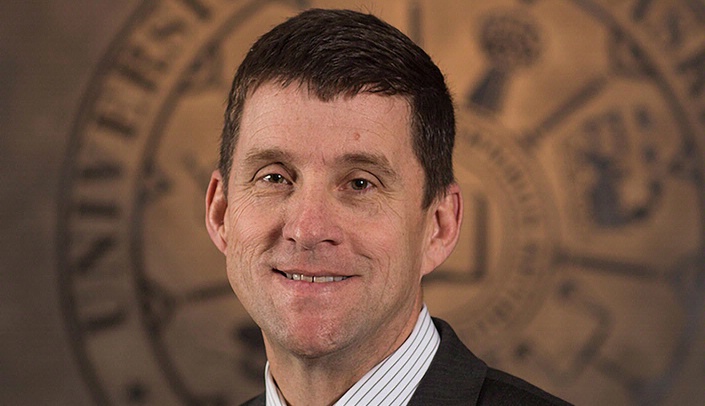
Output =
[{"x1": 276, "y1": 269, "x2": 350, "y2": 283}]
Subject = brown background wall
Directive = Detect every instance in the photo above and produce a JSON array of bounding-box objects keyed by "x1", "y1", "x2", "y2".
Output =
[{"x1": 2, "y1": 0, "x2": 705, "y2": 405}]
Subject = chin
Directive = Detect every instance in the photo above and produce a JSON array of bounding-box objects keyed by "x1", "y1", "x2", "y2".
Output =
[{"x1": 269, "y1": 318, "x2": 356, "y2": 360}]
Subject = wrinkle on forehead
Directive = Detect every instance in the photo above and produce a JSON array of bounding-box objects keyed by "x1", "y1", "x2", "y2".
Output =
[{"x1": 240, "y1": 83, "x2": 412, "y2": 140}]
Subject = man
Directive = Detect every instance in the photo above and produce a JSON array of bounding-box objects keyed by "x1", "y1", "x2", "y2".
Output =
[{"x1": 206, "y1": 8, "x2": 570, "y2": 406}]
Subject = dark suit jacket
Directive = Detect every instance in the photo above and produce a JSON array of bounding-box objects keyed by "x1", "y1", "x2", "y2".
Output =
[{"x1": 241, "y1": 318, "x2": 571, "y2": 405}]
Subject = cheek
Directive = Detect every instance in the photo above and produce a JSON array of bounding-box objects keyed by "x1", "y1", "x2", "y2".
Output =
[
  {"x1": 391, "y1": 210, "x2": 431, "y2": 281},
  {"x1": 224, "y1": 197, "x2": 280, "y2": 276},
  {"x1": 354, "y1": 208, "x2": 424, "y2": 279},
  {"x1": 223, "y1": 218, "x2": 275, "y2": 311},
  {"x1": 227, "y1": 193, "x2": 279, "y2": 240}
]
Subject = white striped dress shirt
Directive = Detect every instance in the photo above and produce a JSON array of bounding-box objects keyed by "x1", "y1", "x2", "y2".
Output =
[{"x1": 264, "y1": 305, "x2": 440, "y2": 405}]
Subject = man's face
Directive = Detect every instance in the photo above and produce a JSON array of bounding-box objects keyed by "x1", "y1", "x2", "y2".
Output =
[{"x1": 211, "y1": 83, "x2": 443, "y2": 362}]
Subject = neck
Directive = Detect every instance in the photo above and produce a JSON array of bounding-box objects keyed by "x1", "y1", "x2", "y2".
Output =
[
  {"x1": 265, "y1": 302, "x2": 422, "y2": 406},
  {"x1": 268, "y1": 357, "x2": 364, "y2": 406}
]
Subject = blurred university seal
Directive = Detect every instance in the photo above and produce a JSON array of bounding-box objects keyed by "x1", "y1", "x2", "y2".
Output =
[{"x1": 58, "y1": 0, "x2": 705, "y2": 404}]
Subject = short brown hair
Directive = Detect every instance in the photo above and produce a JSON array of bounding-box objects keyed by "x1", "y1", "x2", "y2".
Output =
[{"x1": 220, "y1": 8, "x2": 455, "y2": 208}]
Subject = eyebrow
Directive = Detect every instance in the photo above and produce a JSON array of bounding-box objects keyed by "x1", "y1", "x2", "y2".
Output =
[
  {"x1": 240, "y1": 148, "x2": 400, "y2": 182},
  {"x1": 337, "y1": 152, "x2": 400, "y2": 183},
  {"x1": 242, "y1": 148, "x2": 294, "y2": 168}
]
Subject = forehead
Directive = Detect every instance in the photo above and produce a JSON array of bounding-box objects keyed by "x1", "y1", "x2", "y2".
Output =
[{"x1": 236, "y1": 83, "x2": 415, "y2": 159}]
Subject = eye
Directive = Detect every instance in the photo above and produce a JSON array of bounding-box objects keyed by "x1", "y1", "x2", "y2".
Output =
[
  {"x1": 350, "y1": 178, "x2": 372, "y2": 191},
  {"x1": 261, "y1": 173, "x2": 290, "y2": 184}
]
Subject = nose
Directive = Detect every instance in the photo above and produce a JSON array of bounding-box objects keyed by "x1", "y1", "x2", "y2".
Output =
[{"x1": 282, "y1": 186, "x2": 344, "y2": 250}]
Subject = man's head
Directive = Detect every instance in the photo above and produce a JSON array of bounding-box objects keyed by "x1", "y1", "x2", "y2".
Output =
[
  {"x1": 206, "y1": 8, "x2": 463, "y2": 382},
  {"x1": 219, "y1": 8, "x2": 455, "y2": 208}
]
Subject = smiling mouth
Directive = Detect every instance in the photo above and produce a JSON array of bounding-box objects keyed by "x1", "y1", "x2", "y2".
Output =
[{"x1": 278, "y1": 270, "x2": 349, "y2": 283}]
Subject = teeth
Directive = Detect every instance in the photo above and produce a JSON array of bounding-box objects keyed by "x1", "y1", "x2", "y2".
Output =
[{"x1": 283, "y1": 272, "x2": 348, "y2": 283}]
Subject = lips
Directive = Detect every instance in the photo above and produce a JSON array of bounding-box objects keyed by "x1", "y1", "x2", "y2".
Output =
[
  {"x1": 284, "y1": 272, "x2": 348, "y2": 282},
  {"x1": 275, "y1": 269, "x2": 350, "y2": 283}
]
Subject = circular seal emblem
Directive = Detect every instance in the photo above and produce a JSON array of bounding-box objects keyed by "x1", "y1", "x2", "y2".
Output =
[{"x1": 59, "y1": 0, "x2": 705, "y2": 404}]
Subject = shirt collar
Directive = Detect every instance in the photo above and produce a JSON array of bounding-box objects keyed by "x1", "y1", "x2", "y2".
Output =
[{"x1": 264, "y1": 305, "x2": 440, "y2": 406}]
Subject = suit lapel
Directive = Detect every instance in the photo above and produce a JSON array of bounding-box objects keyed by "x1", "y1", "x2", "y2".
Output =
[
  {"x1": 240, "y1": 393, "x2": 265, "y2": 406},
  {"x1": 407, "y1": 318, "x2": 487, "y2": 406}
]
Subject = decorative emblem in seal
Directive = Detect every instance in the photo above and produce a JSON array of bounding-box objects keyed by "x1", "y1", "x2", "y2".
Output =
[{"x1": 59, "y1": 0, "x2": 705, "y2": 404}]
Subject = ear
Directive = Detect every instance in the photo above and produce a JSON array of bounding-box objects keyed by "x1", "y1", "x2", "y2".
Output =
[
  {"x1": 421, "y1": 183, "x2": 463, "y2": 277},
  {"x1": 205, "y1": 170, "x2": 228, "y2": 253}
]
